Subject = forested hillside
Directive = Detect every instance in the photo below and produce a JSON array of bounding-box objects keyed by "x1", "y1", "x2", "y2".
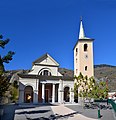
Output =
[
  {"x1": 59, "y1": 64, "x2": 116, "y2": 91},
  {"x1": 94, "y1": 64, "x2": 116, "y2": 91}
]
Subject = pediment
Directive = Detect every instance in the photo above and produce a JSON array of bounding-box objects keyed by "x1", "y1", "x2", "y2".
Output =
[{"x1": 32, "y1": 53, "x2": 59, "y2": 67}]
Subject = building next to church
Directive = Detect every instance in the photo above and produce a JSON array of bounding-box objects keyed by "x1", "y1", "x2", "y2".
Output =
[{"x1": 18, "y1": 19, "x2": 94, "y2": 104}]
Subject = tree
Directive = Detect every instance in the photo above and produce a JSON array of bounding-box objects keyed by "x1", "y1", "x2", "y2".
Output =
[
  {"x1": 0, "y1": 34, "x2": 15, "y2": 100},
  {"x1": 74, "y1": 73, "x2": 108, "y2": 101},
  {"x1": 74, "y1": 83, "x2": 78, "y2": 102},
  {"x1": 91, "y1": 81, "x2": 108, "y2": 99},
  {"x1": 9, "y1": 81, "x2": 19, "y2": 102},
  {"x1": 74, "y1": 73, "x2": 95, "y2": 100},
  {"x1": 0, "y1": 74, "x2": 10, "y2": 97}
]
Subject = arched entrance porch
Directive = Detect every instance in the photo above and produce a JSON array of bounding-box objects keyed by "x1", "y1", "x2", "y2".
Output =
[
  {"x1": 24, "y1": 86, "x2": 33, "y2": 103},
  {"x1": 64, "y1": 86, "x2": 70, "y2": 102}
]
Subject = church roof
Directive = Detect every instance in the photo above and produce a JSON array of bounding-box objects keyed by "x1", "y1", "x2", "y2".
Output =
[{"x1": 32, "y1": 53, "x2": 59, "y2": 66}]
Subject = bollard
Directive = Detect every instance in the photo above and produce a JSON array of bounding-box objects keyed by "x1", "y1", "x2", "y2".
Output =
[
  {"x1": 97, "y1": 102, "x2": 101, "y2": 119},
  {"x1": 98, "y1": 108, "x2": 101, "y2": 119}
]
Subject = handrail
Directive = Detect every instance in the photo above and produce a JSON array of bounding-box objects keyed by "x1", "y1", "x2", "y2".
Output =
[{"x1": 108, "y1": 99, "x2": 116, "y2": 113}]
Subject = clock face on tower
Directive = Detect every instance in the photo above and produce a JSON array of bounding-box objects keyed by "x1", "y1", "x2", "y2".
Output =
[{"x1": 85, "y1": 54, "x2": 88, "y2": 59}]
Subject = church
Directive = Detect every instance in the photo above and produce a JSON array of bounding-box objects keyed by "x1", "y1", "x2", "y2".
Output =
[{"x1": 18, "y1": 19, "x2": 94, "y2": 104}]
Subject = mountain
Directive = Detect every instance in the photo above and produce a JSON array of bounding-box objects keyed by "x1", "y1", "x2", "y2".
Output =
[
  {"x1": 59, "y1": 65, "x2": 116, "y2": 91},
  {"x1": 58, "y1": 68, "x2": 74, "y2": 77},
  {"x1": 94, "y1": 64, "x2": 116, "y2": 68},
  {"x1": 94, "y1": 64, "x2": 116, "y2": 92}
]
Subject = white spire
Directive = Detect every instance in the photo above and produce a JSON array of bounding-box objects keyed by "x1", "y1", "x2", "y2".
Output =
[{"x1": 79, "y1": 18, "x2": 85, "y2": 39}]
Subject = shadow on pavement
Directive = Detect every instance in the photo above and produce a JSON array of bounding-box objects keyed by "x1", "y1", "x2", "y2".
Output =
[
  {"x1": 28, "y1": 111, "x2": 80, "y2": 120},
  {"x1": 27, "y1": 117, "x2": 50, "y2": 120},
  {"x1": 1, "y1": 104, "x2": 18, "y2": 120},
  {"x1": 0, "y1": 103, "x2": 36, "y2": 120},
  {"x1": 16, "y1": 110, "x2": 50, "y2": 114},
  {"x1": 52, "y1": 111, "x2": 79, "y2": 120}
]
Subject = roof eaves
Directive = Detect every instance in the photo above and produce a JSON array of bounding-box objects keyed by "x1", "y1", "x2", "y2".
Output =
[{"x1": 18, "y1": 73, "x2": 74, "y2": 80}]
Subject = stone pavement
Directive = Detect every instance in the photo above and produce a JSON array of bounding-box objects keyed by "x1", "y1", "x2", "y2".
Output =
[
  {"x1": 14, "y1": 104, "x2": 53, "y2": 120},
  {"x1": 1, "y1": 103, "x2": 116, "y2": 120},
  {"x1": 51, "y1": 104, "x2": 97, "y2": 120},
  {"x1": 14, "y1": 104, "x2": 98, "y2": 120},
  {"x1": 66, "y1": 104, "x2": 116, "y2": 120}
]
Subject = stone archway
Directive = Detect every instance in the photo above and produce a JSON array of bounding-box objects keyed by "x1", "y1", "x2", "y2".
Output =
[
  {"x1": 24, "y1": 86, "x2": 33, "y2": 103},
  {"x1": 64, "y1": 86, "x2": 70, "y2": 102}
]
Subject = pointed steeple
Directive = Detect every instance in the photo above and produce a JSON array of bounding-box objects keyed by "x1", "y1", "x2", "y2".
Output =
[
  {"x1": 74, "y1": 18, "x2": 94, "y2": 49},
  {"x1": 79, "y1": 17, "x2": 85, "y2": 39}
]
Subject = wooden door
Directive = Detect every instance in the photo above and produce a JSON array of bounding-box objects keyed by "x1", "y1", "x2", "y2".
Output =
[{"x1": 45, "y1": 89, "x2": 49, "y2": 103}]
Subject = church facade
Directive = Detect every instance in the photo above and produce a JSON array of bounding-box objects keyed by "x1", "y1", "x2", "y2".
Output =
[
  {"x1": 18, "y1": 19, "x2": 94, "y2": 104},
  {"x1": 18, "y1": 54, "x2": 74, "y2": 104}
]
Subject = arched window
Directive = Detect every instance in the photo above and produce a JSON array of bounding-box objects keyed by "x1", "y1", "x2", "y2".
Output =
[
  {"x1": 76, "y1": 69, "x2": 78, "y2": 73},
  {"x1": 76, "y1": 48, "x2": 78, "y2": 56},
  {"x1": 85, "y1": 66, "x2": 87, "y2": 71},
  {"x1": 76, "y1": 58, "x2": 77, "y2": 63},
  {"x1": 43, "y1": 70, "x2": 51, "y2": 76},
  {"x1": 84, "y1": 44, "x2": 88, "y2": 51},
  {"x1": 76, "y1": 48, "x2": 78, "y2": 52},
  {"x1": 39, "y1": 69, "x2": 51, "y2": 76}
]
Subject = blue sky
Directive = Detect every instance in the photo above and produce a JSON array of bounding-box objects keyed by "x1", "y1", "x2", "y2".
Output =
[{"x1": 0, "y1": 0, "x2": 116, "y2": 70}]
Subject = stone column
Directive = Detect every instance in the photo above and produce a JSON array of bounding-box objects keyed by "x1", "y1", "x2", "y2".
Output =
[
  {"x1": 19, "y1": 90, "x2": 24, "y2": 103},
  {"x1": 33, "y1": 79, "x2": 39, "y2": 104},
  {"x1": 19, "y1": 82, "x2": 24, "y2": 103},
  {"x1": 58, "y1": 79, "x2": 63, "y2": 103},
  {"x1": 33, "y1": 90, "x2": 38, "y2": 104},
  {"x1": 42, "y1": 83, "x2": 45, "y2": 103},
  {"x1": 70, "y1": 87, "x2": 72, "y2": 103},
  {"x1": 70, "y1": 88, "x2": 74, "y2": 103},
  {"x1": 52, "y1": 84, "x2": 55, "y2": 103}
]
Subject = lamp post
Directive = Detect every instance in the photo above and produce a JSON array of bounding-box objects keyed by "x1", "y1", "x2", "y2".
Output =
[
  {"x1": 97, "y1": 102, "x2": 102, "y2": 119},
  {"x1": 98, "y1": 103, "x2": 101, "y2": 119}
]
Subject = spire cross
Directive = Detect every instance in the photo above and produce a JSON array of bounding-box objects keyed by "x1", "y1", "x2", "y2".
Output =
[
  {"x1": 80, "y1": 16, "x2": 82, "y2": 21},
  {"x1": 79, "y1": 17, "x2": 85, "y2": 39}
]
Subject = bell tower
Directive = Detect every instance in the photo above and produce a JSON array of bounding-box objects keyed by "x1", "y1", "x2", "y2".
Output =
[{"x1": 74, "y1": 18, "x2": 94, "y2": 78}]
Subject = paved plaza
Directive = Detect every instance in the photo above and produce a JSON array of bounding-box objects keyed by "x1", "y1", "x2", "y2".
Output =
[{"x1": 0, "y1": 103, "x2": 116, "y2": 120}]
